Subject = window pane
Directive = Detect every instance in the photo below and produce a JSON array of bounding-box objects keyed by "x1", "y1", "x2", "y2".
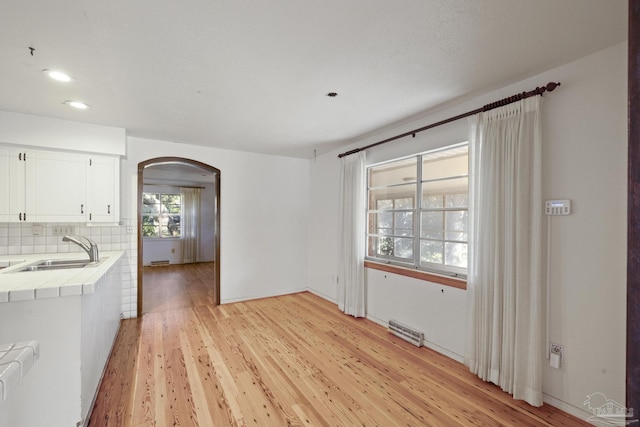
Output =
[
  {"x1": 161, "y1": 194, "x2": 181, "y2": 214},
  {"x1": 446, "y1": 193, "x2": 468, "y2": 208},
  {"x1": 394, "y1": 198, "x2": 413, "y2": 209},
  {"x1": 445, "y1": 210, "x2": 468, "y2": 241},
  {"x1": 377, "y1": 199, "x2": 393, "y2": 210},
  {"x1": 142, "y1": 193, "x2": 160, "y2": 214},
  {"x1": 420, "y1": 240, "x2": 443, "y2": 265},
  {"x1": 369, "y1": 212, "x2": 393, "y2": 234},
  {"x1": 445, "y1": 242, "x2": 467, "y2": 268},
  {"x1": 394, "y1": 212, "x2": 413, "y2": 236},
  {"x1": 422, "y1": 177, "x2": 468, "y2": 203},
  {"x1": 421, "y1": 212, "x2": 443, "y2": 239},
  {"x1": 160, "y1": 213, "x2": 181, "y2": 237},
  {"x1": 394, "y1": 238, "x2": 413, "y2": 259},
  {"x1": 369, "y1": 185, "x2": 416, "y2": 209},
  {"x1": 368, "y1": 236, "x2": 395, "y2": 257},
  {"x1": 369, "y1": 157, "x2": 417, "y2": 187},
  {"x1": 142, "y1": 215, "x2": 159, "y2": 237},
  {"x1": 422, "y1": 147, "x2": 468, "y2": 181},
  {"x1": 423, "y1": 194, "x2": 443, "y2": 209}
]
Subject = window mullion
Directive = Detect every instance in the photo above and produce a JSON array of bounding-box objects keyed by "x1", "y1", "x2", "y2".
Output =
[{"x1": 414, "y1": 155, "x2": 422, "y2": 268}]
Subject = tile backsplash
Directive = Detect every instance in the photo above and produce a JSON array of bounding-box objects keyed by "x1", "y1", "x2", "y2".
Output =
[{"x1": 0, "y1": 221, "x2": 139, "y2": 319}]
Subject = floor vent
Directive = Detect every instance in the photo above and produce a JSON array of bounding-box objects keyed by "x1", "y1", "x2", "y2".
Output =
[
  {"x1": 150, "y1": 260, "x2": 170, "y2": 266},
  {"x1": 388, "y1": 319, "x2": 424, "y2": 347}
]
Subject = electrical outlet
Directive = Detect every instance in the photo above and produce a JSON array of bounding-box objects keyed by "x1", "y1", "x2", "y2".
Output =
[{"x1": 550, "y1": 342, "x2": 564, "y2": 358}]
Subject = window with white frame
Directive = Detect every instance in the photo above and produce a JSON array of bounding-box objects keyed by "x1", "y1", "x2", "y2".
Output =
[
  {"x1": 366, "y1": 143, "x2": 468, "y2": 277},
  {"x1": 142, "y1": 192, "x2": 182, "y2": 238}
]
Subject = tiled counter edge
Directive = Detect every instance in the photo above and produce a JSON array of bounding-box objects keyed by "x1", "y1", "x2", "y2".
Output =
[
  {"x1": 0, "y1": 251, "x2": 125, "y2": 303},
  {"x1": 0, "y1": 341, "x2": 40, "y2": 402}
]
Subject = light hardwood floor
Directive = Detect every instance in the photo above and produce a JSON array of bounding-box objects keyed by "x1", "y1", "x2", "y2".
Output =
[
  {"x1": 142, "y1": 263, "x2": 217, "y2": 314},
  {"x1": 89, "y1": 264, "x2": 589, "y2": 426}
]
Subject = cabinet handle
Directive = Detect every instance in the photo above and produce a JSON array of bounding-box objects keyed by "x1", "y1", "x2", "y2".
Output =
[
  {"x1": 107, "y1": 204, "x2": 111, "y2": 214},
  {"x1": 18, "y1": 153, "x2": 21, "y2": 161},
  {"x1": 89, "y1": 213, "x2": 92, "y2": 221},
  {"x1": 18, "y1": 213, "x2": 21, "y2": 221},
  {"x1": 81, "y1": 204, "x2": 84, "y2": 214}
]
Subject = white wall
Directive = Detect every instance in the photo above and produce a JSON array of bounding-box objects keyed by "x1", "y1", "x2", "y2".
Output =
[
  {"x1": 0, "y1": 111, "x2": 125, "y2": 155},
  {"x1": 124, "y1": 137, "x2": 310, "y2": 304},
  {"x1": 308, "y1": 42, "x2": 627, "y2": 418}
]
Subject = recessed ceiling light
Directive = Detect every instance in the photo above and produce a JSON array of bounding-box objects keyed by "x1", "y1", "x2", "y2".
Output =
[
  {"x1": 43, "y1": 69, "x2": 73, "y2": 83},
  {"x1": 64, "y1": 100, "x2": 90, "y2": 110}
]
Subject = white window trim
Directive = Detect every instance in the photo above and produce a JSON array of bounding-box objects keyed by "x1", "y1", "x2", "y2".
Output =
[{"x1": 366, "y1": 142, "x2": 468, "y2": 279}]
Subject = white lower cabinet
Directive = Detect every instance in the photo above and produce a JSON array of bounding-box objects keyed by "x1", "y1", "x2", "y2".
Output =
[{"x1": 0, "y1": 259, "x2": 122, "y2": 427}]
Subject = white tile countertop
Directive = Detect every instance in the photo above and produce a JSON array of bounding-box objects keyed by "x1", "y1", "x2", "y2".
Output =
[{"x1": 0, "y1": 251, "x2": 124, "y2": 303}]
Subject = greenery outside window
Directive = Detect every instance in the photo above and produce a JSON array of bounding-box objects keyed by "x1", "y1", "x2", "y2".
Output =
[
  {"x1": 366, "y1": 143, "x2": 468, "y2": 277},
  {"x1": 142, "y1": 193, "x2": 182, "y2": 237}
]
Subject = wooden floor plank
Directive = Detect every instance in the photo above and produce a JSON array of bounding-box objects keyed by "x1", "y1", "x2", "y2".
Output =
[{"x1": 89, "y1": 264, "x2": 590, "y2": 427}]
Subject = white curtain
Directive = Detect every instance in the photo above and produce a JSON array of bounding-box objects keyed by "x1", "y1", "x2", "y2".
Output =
[
  {"x1": 337, "y1": 151, "x2": 366, "y2": 317},
  {"x1": 181, "y1": 187, "x2": 202, "y2": 264},
  {"x1": 465, "y1": 96, "x2": 543, "y2": 406}
]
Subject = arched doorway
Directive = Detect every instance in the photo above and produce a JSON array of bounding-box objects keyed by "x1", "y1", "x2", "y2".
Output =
[{"x1": 137, "y1": 157, "x2": 221, "y2": 316}]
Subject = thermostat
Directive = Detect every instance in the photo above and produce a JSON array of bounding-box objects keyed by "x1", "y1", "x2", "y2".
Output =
[{"x1": 545, "y1": 200, "x2": 571, "y2": 216}]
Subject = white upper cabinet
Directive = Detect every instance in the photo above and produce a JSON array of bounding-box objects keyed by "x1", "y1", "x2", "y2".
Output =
[
  {"x1": 87, "y1": 155, "x2": 120, "y2": 223},
  {"x1": 2, "y1": 146, "x2": 120, "y2": 223}
]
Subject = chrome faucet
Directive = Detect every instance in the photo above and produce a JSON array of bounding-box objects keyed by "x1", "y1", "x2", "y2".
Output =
[{"x1": 62, "y1": 235, "x2": 99, "y2": 263}]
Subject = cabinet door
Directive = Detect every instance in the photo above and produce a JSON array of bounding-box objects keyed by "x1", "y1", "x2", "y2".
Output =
[
  {"x1": 28, "y1": 150, "x2": 87, "y2": 222},
  {"x1": 4, "y1": 149, "x2": 28, "y2": 222},
  {"x1": 87, "y1": 156, "x2": 120, "y2": 223},
  {"x1": 0, "y1": 148, "x2": 9, "y2": 221}
]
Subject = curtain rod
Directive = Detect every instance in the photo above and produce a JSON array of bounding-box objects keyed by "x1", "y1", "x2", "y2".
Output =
[
  {"x1": 337, "y1": 81, "x2": 561, "y2": 159},
  {"x1": 143, "y1": 183, "x2": 206, "y2": 189}
]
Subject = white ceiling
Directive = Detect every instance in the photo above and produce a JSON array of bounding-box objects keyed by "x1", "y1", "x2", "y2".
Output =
[{"x1": 0, "y1": 0, "x2": 627, "y2": 159}]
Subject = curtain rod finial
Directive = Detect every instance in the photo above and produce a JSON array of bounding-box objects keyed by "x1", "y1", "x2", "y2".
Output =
[{"x1": 546, "y1": 82, "x2": 561, "y2": 92}]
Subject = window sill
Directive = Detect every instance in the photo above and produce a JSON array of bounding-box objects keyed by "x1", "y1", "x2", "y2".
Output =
[{"x1": 364, "y1": 260, "x2": 467, "y2": 290}]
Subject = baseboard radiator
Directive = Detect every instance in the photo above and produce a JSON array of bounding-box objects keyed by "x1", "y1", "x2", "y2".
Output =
[
  {"x1": 150, "y1": 260, "x2": 170, "y2": 266},
  {"x1": 388, "y1": 319, "x2": 424, "y2": 347}
]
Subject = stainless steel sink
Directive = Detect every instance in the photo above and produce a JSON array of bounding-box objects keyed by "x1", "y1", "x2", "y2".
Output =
[
  {"x1": 12, "y1": 257, "x2": 107, "y2": 273},
  {"x1": 35, "y1": 259, "x2": 92, "y2": 266}
]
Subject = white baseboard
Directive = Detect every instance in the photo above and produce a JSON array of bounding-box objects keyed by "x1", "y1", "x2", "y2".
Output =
[
  {"x1": 221, "y1": 287, "x2": 308, "y2": 304},
  {"x1": 306, "y1": 288, "x2": 337, "y2": 303},
  {"x1": 543, "y1": 393, "x2": 593, "y2": 424}
]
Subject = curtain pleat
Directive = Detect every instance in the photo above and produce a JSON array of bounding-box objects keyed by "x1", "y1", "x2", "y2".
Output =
[
  {"x1": 338, "y1": 151, "x2": 366, "y2": 317},
  {"x1": 465, "y1": 96, "x2": 543, "y2": 406},
  {"x1": 181, "y1": 187, "x2": 201, "y2": 264}
]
